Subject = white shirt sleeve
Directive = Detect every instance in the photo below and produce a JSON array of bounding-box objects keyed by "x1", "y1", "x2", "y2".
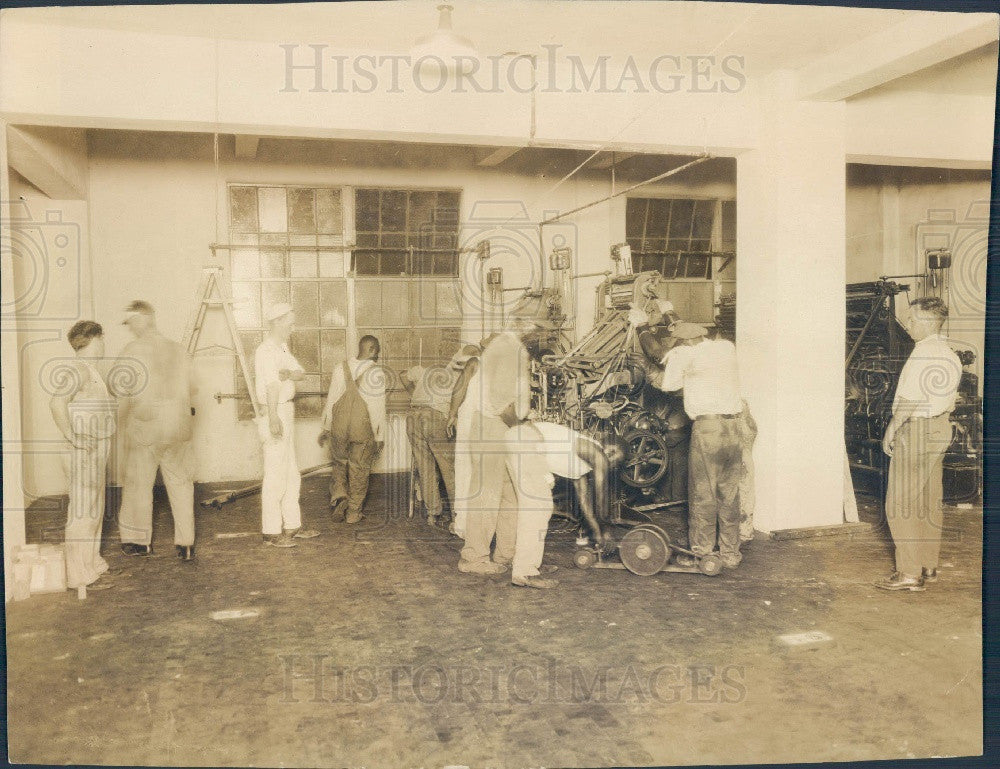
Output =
[
  {"x1": 322, "y1": 363, "x2": 346, "y2": 430},
  {"x1": 893, "y1": 340, "x2": 962, "y2": 415},
  {"x1": 356, "y1": 360, "x2": 387, "y2": 441},
  {"x1": 658, "y1": 346, "x2": 690, "y2": 393},
  {"x1": 284, "y1": 349, "x2": 305, "y2": 374},
  {"x1": 254, "y1": 342, "x2": 280, "y2": 403}
]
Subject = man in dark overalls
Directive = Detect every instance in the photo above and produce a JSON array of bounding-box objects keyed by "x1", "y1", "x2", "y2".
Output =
[{"x1": 319, "y1": 335, "x2": 385, "y2": 524}]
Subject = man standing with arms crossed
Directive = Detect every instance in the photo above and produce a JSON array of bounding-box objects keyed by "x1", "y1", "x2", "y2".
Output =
[
  {"x1": 320, "y1": 335, "x2": 385, "y2": 525},
  {"x1": 117, "y1": 300, "x2": 197, "y2": 561},
  {"x1": 254, "y1": 303, "x2": 320, "y2": 548},
  {"x1": 876, "y1": 297, "x2": 961, "y2": 592}
]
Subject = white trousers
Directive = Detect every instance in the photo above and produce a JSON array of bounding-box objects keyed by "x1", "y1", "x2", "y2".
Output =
[
  {"x1": 119, "y1": 435, "x2": 195, "y2": 547},
  {"x1": 451, "y1": 400, "x2": 476, "y2": 538},
  {"x1": 260, "y1": 402, "x2": 302, "y2": 536},
  {"x1": 63, "y1": 438, "x2": 112, "y2": 588},
  {"x1": 505, "y1": 427, "x2": 557, "y2": 580}
]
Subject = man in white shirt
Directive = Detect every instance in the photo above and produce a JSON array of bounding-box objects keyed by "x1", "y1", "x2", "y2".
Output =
[
  {"x1": 254, "y1": 304, "x2": 321, "y2": 548},
  {"x1": 402, "y1": 345, "x2": 478, "y2": 526},
  {"x1": 637, "y1": 316, "x2": 744, "y2": 568},
  {"x1": 319, "y1": 335, "x2": 386, "y2": 524},
  {"x1": 876, "y1": 297, "x2": 962, "y2": 592}
]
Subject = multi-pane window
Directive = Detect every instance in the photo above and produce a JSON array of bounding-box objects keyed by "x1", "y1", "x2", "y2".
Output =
[
  {"x1": 227, "y1": 185, "x2": 465, "y2": 419},
  {"x1": 228, "y1": 185, "x2": 350, "y2": 419},
  {"x1": 625, "y1": 197, "x2": 737, "y2": 329},
  {"x1": 626, "y1": 197, "x2": 730, "y2": 277},
  {"x1": 353, "y1": 188, "x2": 463, "y2": 408},
  {"x1": 354, "y1": 188, "x2": 461, "y2": 275}
]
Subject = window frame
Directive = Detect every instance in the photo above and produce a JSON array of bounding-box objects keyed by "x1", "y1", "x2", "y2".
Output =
[
  {"x1": 226, "y1": 182, "x2": 353, "y2": 420},
  {"x1": 350, "y1": 185, "x2": 465, "y2": 409}
]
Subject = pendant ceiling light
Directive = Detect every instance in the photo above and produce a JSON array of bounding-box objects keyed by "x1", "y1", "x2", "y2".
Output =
[{"x1": 411, "y1": 4, "x2": 478, "y2": 75}]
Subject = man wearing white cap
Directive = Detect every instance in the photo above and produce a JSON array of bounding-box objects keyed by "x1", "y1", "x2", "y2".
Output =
[
  {"x1": 254, "y1": 303, "x2": 320, "y2": 547},
  {"x1": 630, "y1": 312, "x2": 744, "y2": 568},
  {"x1": 117, "y1": 300, "x2": 197, "y2": 560},
  {"x1": 401, "y1": 344, "x2": 479, "y2": 526}
]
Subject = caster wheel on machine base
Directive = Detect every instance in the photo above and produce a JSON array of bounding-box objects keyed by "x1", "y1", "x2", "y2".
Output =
[
  {"x1": 619, "y1": 524, "x2": 671, "y2": 576},
  {"x1": 698, "y1": 554, "x2": 723, "y2": 577},
  {"x1": 573, "y1": 549, "x2": 597, "y2": 570}
]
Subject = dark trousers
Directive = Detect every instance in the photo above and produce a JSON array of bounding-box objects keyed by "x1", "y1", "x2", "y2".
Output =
[
  {"x1": 406, "y1": 408, "x2": 456, "y2": 517},
  {"x1": 661, "y1": 429, "x2": 689, "y2": 502},
  {"x1": 329, "y1": 439, "x2": 376, "y2": 516},
  {"x1": 885, "y1": 414, "x2": 951, "y2": 576},
  {"x1": 688, "y1": 417, "x2": 742, "y2": 557}
]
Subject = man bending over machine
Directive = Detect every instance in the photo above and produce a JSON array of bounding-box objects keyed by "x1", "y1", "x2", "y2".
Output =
[{"x1": 504, "y1": 420, "x2": 624, "y2": 589}]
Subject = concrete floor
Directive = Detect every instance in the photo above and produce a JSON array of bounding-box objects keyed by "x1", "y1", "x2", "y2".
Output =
[{"x1": 6, "y1": 477, "x2": 983, "y2": 767}]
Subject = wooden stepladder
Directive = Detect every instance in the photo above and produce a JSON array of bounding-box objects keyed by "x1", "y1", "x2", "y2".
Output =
[{"x1": 182, "y1": 267, "x2": 261, "y2": 420}]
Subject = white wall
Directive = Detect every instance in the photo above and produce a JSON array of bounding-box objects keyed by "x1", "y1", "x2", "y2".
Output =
[{"x1": 845, "y1": 164, "x2": 991, "y2": 389}]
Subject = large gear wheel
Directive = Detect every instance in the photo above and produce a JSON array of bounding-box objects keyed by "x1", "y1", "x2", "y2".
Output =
[{"x1": 620, "y1": 429, "x2": 668, "y2": 489}]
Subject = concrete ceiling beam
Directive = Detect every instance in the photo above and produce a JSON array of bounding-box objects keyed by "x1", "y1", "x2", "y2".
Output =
[{"x1": 797, "y1": 13, "x2": 999, "y2": 101}]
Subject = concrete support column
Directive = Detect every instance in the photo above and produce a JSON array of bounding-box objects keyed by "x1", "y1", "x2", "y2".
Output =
[
  {"x1": 1, "y1": 119, "x2": 28, "y2": 599},
  {"x1": 736, "y1": 73, "x2": 848, "y2": 532}
]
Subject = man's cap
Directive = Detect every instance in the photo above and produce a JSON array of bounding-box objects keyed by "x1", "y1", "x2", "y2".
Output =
[
  {"x1": 265, "y1": 303, "x2": 294, "y2": 322},
  {"x1": 671, "y1": 322, "x2": 708, "y2": 340},
  {"x1": 122, "y1": 299, "x2": 154, "y2": 323}
]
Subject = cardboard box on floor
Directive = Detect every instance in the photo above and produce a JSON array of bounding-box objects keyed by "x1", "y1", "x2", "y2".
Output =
[{"x1": 11, "y1": 544, "x2": 67, "y2": 599}]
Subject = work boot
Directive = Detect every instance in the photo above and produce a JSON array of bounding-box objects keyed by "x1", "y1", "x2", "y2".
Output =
[
  {"x1": 330, "y1": 497, "x2": 347, "y2": 522},
  {"x1": 263, "y1": 533, "x2": 296, "y2": 549},
  {"x1": 720, "y1": 553, "x2": 742, "y2": 569},
  {"x1": 121, "y1": 543, "x2": 152, "y2": 557},
  {"x1": 539, "y1": 564, "x2": 559, "y2": 575},
  {"x1": 81, "y1": 580, "x2": 115, "y2": 592},
  {"x1": 922, "y1": 567, "x2": 939, "y2": 583},
  {"x1": 874, "y1": 571, "x2": 925, "y2": 592},
  {"x1": 674, "y1": 553, "x2": 697, "y2": 568},
  {"x1": 345, "y1": 511, "x2": 364, "y2": 525},
  {"x1": 288, "y1": 528, "x2": 320, "y2": 539},
  {"x1": 176, "y1": 545, "x2": 195, "y2": 561},
  {"x1": 458, "y1": 559, "x2": 507, "y2": 575},
  {"x1": 512, "y1": 575, "x2": 560, "y2": 589}
]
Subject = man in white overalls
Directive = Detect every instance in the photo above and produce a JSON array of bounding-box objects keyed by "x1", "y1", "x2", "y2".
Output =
[{"x1": 254, "y1": 303, "x2": 321, "y2": 548}]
